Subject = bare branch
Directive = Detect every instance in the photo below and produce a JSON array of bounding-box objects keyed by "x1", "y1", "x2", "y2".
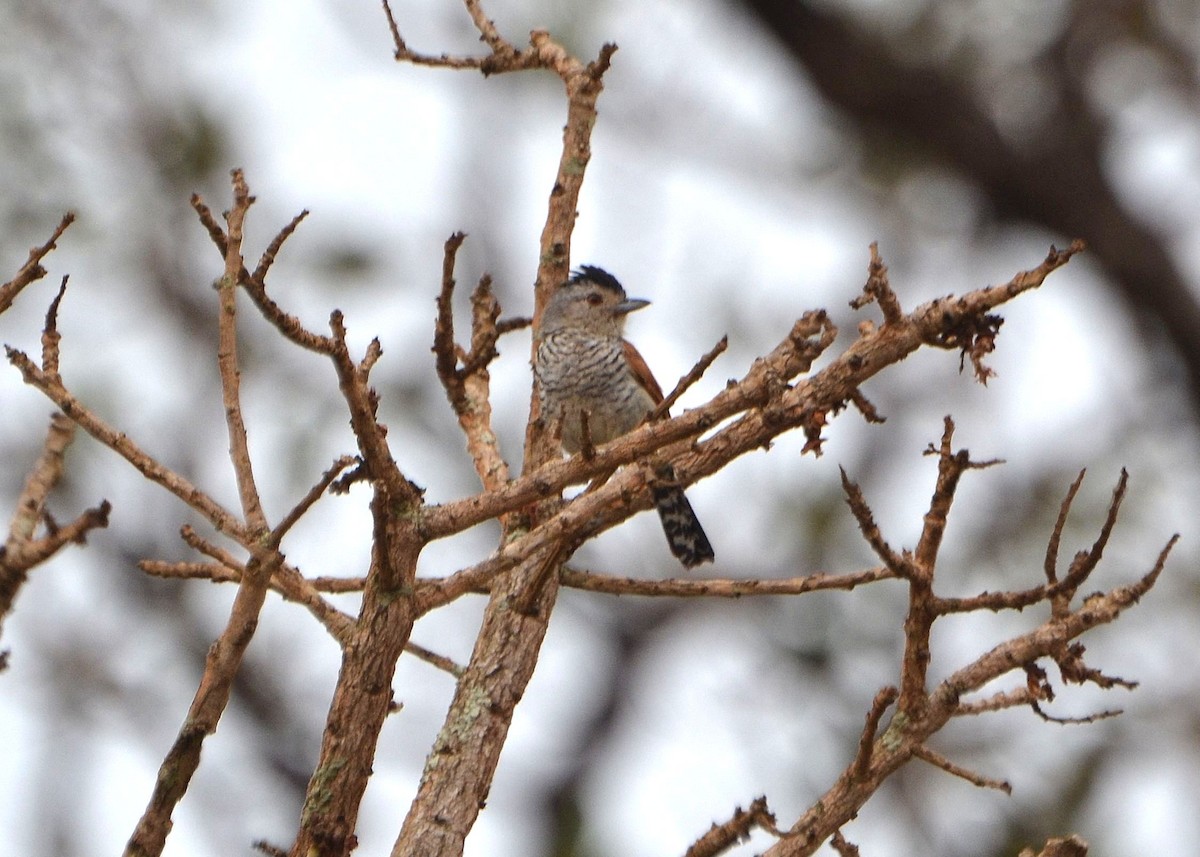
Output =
[
  {"x1": 6, "y1": 347, "x2": 251, "y2": 542},
  {"x1": 762, "y1": 451, "x2": 1171, "y2": 857},
  {"x1": 1045, "y1": 469, "x2": 1086, "y2": 586},
  {"x1": 393, "y1": 546, "x2": 563, "y2": 856},
  {"x1": 327, "y1": 311, "x2": 423, "y2": 513},
  {"x1": 5, "y1": 412, "x2": 75, "y2": 549},
  {"x1": 308, "y1": 575, "x2": 367, "y2": 593},
  {"x1": 953, "y1": 686, "x2": 1038, "y2": 716},
  {"x1": 560, "y1": 566, "x2": 895, "y2": 598},
  {"x1": 272, "y1": 455, "x2": 357, "y2": 546},
  {"x1": 40, "y1": 276, "x2": 68, "y2": 376},
  {"x1": 125, "y1": 548, "x2": 285, "y2": 857},
  {"x1": 216, "y1": 168, "x2": 269, "y2": 533},
  {"x1": 921, "y1": 241, "x2": 1085, "y2": 381},
  {"x1": 848, "y1": 388, "x2": 885, "y2": 423},
  {"x1": 496, "y1": 315, "x2": 531, "y2": 335},
  {"x1": 849, "y1": 241, "x2": 903, "y2": 324},
  {"x1": 393, "y1": 22, "x2": 623, "y2": 854},
  {"x1": 1031, "y1": 700, "x2": 1124, "y2": 726},
  {"x1": 1, "y1": 413, "x2": 110, "y2": 627},
  {"x1": 433, "y1": 232, "x2": 468, "y2": 404},
  {"x1": 251, "y1": 209, "x2": 309, "y2": 285},
  {"x1": 1052, "y1": 468, "x2": 1128, "y2": 615},
  {"x1": 839, "y1": 468, "x2": 908, "y2": 576},
  {"x1": 1018, "y1": 834, "x2": 1089, "y2": 857},
  {"x1": 912, "y1": 744, "x2": 1011, "y2": 794},
  {"x1": 829, "y1": 831, "x2": 860, "y2": 857},
  {"x1": 404, "y1": 641, "x2": 466, "y2": 678},
  {"x1": 851, "y1": 687, "x2": 899, "y2": 780},
  {"x1": 0, "y1": 212, "x2": 75, "y2": 316},
  {"x1": 684, "y1": 796, "x2": 778, "y2": 857},
  {"x1": 382, "y1": 0, "x2": 542, "y2": 74},
  {"x1": 648, "y1": 335, "x2": 729, "y2": 421},
  {"x1": 191, "y1": 193, "x2": 335, "y2": 354},
  {"x1": 125, "y1": 170, "x2": 284, "y2": 857},
  {"x1": 140, "y1": 557, "x2": 356, "y2": 646},
  {"x1": 433, "y1": 233, "x2": 513, "y2": 494}
]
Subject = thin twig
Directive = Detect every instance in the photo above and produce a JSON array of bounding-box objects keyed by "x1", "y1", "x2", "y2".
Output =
[
  {"x1": 308, "y1": 575, "x2": 367, "y2": 593},
  {"x1": 1052, "y1": 469, "x2": 1128, "y2": 616},
  {"x1": 849, "y1": 242, "x2": 903, "y2": 324},
  {"x1": 139, "y1": 558, "x2": 356, "y2": 645},
  {"x1": 684, "y1": 796, "x2": 778, "y2": 857},
  {"x1": 382, "y1": 0, "x2": 538, "y2": 72},
  {"x1": 1030, "y1": 701, "x2": 1124, "y2": 725},
  {"x1": 912, "y1": 745, "x2": 1011, "y2": 794},
  {"x1": 404, "y1": 641, "x2": 465, "y2": 678},
  {"x1": 839, "y1": 468, "x2": 908, "y2": 577},
  {"x1": 829, "y1": 831, "x2": 861, "y2": 857},
  {"x1": 0, "y1": 212, "x2": 75, "y2": 315},
  {"x1": 433, "y1": 232, "x2": 468, "y2": 408},
  {"x1": 327, "y1": 310, "x2": 423, "y2": 511},
  {"x1": 560, "y1": 567, "x2": 895, "y2": 598},
  {"x1": 496, "y1": 315, "x2": 531, "y2": 335},
  {"x1": 191, "y1": 193, "x2": 335, "y2": 354},
  {"x1": 251, "y1": 209, "x2": 309, "y2": 285},
  {"x1": 952, "y1": 686, "x2": 1038, "y2": 716},
  {"x1": 1044, "y1": 469, "x2": 1086, "y2": 586},
  {"x1": 432, "y1": 234, "x2": 513, "y2": 494},
  {"x1": 848, "y1": 389, "x2": 885, "y2": 423},
  {"x1": 41, "y1": 276, "x2": 69, "y2": 375},
  {"x1": 648, "y1": 335, "x2": 729, "y2": 421},
  {"x1": 271, "y1": 456, "x2": 357, "y2": 546},
  {"x1": 1, "y1": 412, "x2": 110, "y2": 626},
  {"x1": 5, "y1": 349, "x2": 250, "y2": 543},
  {"x1": 216, "y1": 169, "x2": 268, "y2": 532},
  {"x1": 851, "y1": 687, "x2": 899, "y2": 780}
]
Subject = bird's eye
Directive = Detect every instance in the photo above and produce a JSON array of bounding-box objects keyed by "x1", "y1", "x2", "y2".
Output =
[{"x1": 585, "y1": 293, "x2": 603, "y2": 306}]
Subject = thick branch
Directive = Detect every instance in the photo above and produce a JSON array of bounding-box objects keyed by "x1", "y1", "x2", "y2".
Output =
[
  {"x1": 395, "y1": 15, "x2": 616, "y2": 855},
  {"x1": 289, "y1": 501, "x2": 423, "y2": 856},
  {"x1": 393, "y1": 545, "x2": 563, "y2": 855}
]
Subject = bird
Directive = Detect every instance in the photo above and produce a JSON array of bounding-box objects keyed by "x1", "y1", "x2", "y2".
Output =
[{"x1": 534, "y1": 265, "x2": 715, "y2": 568}]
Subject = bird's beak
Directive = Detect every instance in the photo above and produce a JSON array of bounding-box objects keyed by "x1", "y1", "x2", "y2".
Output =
[{"x1": 614, "y1": 298, "x2": 650, "y2": 316}]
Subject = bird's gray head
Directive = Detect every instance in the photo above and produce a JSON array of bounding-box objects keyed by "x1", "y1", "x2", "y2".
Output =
[{"x1": 541, "y1": 265, "x2": 650, "y2": 338}]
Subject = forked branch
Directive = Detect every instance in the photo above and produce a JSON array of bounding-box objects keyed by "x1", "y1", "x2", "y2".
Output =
[{"x1": 747, "y1": 429, "x2": 1174, "y2": 857}]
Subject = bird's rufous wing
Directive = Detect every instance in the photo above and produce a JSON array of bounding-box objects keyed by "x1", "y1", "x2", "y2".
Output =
[{"x1": 622, "y1": 339, "x2": 665, "y2": 405}]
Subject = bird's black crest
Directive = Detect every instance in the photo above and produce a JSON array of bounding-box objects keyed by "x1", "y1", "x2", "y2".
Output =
[{"x1": 569, "y1": 265, "x2": 625, "y2": 295}]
